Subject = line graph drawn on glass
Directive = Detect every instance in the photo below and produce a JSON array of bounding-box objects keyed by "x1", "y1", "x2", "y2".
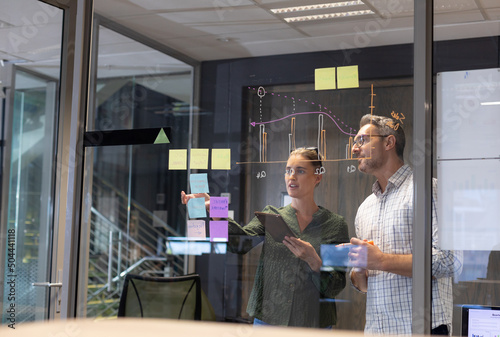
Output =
[{"x1": 239, "y1": 84, "x2": 388, "y2": 166}]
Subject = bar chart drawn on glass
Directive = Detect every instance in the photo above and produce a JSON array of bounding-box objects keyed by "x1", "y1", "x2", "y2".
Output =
[{"x1": 237, "y1": 84, "x2": 383, "y2": 177}]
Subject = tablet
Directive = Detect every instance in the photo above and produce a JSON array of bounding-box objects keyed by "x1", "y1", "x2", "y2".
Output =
[{"x1": 254, "y1": 211, "x2": 296, "y2": 242}]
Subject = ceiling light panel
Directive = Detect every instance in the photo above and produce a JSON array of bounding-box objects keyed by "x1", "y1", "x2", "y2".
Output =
[
  {"x1": 284, "y1": 10, "x2": 374, "y2": 22},
  {"x1": 270, "y1": 1, "x2": 364, "y2": 14},
  {"x1": 269, "y1": 1, "x2": 372, "y2": 23}
]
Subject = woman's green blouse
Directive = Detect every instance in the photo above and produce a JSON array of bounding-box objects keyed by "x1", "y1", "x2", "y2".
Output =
[{"x1": 227, "y1": 204, "x2": 349, "y2": 328}]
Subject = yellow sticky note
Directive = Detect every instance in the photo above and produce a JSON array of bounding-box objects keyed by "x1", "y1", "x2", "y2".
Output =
[
  {"x1": 190, "y1": 148, "x2": 209, "y2": 169},
  {"x1": 169, "y1": 149, "x2": 187, "y2": 170},
  {"x1": 337, "y1": 65, "x2": 359, "y2": 89},
  {"x1": 315, "y1": 67, "x2": 336, "y2": 90},
  {"x1": 212, "y1": 149, "x2": 231, "y2": 170}
]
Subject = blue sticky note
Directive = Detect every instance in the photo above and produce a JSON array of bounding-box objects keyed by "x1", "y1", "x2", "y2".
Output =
[
  {"x1": 190, "y1": 173, "x2": 209, "y2": 194},
  {"x1": 210, "y1": 197, "x2": 228, "y2": 218},
  {"x1": 187, "y1": 197, "x2": 207, "y2": 219}
]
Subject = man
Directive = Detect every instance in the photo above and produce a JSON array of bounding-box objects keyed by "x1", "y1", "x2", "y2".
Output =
[{"x1": 349, "y1": 114, "x2": 462, "y2": 335}]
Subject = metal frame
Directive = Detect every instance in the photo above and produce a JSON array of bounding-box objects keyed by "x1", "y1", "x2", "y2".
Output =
[
  {"x1": 413, "y1": 0, "x2": 434, "y2": 334},
  {"x1": 53, "y1": 0, "x2": 94, "y2": 319},
  {"x1": 74, "y1": 13, "x2": 100, "y2": 317}
]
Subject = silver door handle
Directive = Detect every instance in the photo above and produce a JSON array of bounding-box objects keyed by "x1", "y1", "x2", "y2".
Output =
[
  {"x1": 108, "y1": 231, "x2": 113, "y2": 292},
  {"x1": 32, "y1": 282, "x2": 63, "y2": 288}
]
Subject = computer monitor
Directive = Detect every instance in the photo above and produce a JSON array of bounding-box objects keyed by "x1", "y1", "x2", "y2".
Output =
[{"x1": 461, "y1": 305, "x2": 500, "y2": 337}]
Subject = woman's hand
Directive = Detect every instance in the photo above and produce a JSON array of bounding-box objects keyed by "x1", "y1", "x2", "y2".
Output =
[
  {"x1": 180, "y1": 191, "x2": 210, "y2": 210},
  {"x1": 283, "y1": 236, "x2": 322, "y2": 272}
]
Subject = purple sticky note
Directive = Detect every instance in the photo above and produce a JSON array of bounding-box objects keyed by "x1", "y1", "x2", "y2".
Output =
[
  {"x1": 210, "y1": 197, "x2": 228, "y2": 218},
  {"x1": 210, "y1": 221, "x2": 228, "y2": 242}
]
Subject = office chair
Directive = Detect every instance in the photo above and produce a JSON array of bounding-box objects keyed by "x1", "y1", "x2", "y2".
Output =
[{"x1": 117, "y1": 274, "x2": 202, "y2": 320}]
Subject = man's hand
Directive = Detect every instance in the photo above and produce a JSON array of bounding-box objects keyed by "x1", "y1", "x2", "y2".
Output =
[
  {"x1": 348, "y1": 237, "x2": 413, "y2": 277},
  {"x1": 349, "y1": 237, "x2": 384, "y2": 271}
]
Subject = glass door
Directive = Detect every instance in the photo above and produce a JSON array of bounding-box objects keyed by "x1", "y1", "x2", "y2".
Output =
[
  {"x1": 1, "y1": 68, "x2": 59, "y2": 325},
  {"x1": 0, "y1": 0, "x2": 63, "y2": 326}
]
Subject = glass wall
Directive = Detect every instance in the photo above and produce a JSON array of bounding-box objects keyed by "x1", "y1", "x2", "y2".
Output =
[
  {"x1": 167, "y1": 2, "x2": 418, "y2": 331},
  {"x1": 82, "y1": 0, "x2": 420, "y2": 332},
  {"x1": 77, "y1": 23, "x2": 194, "y2": 318},
  {"x1": 74, "y1": 0, "x2": 500, "y2": 334},
  {"x1": 433, "y1": 3, "x2": 500, "y2": 337}
]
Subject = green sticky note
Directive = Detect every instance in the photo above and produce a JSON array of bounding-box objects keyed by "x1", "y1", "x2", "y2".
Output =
[
  {"x1": 169, "y1": 149, "x2": 187, "y2": 170},
  {"x1": 154, "y1": 128, "x2": 170, "y2": 144},
  {"x1": 315, "y1": 67, "x2": 336, "y2": 90},
  {"x1": 211, "y1": 149, "x2": 231, "y2": 170},
  {"x1": 190, "y1": 148, "x2": 209, "y2": 169},
  {"x1": 337, "y1": 65, "x2": 359, "y2": 89}
]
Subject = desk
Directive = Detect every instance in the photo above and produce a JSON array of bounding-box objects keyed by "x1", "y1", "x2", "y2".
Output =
[{"x1": 0, "y1": 318, "x2": 366, "y2": 337}]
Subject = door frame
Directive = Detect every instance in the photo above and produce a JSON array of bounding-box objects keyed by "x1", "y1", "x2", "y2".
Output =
[{"x1": 42, "y1": 0, "x2": 94, "y2": 319}]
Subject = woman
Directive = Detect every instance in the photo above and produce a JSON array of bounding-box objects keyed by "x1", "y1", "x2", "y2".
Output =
[{"x1": 181, "y1": 147, "x2": 348, "y2": 328}]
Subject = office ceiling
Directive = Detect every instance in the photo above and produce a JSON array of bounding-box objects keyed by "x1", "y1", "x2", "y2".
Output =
[
  {"x1": 0, "y1": 0, "x2": 500, "y2": 80},
  {"x1": 95, "y1": 0, "x2": 500, "y2": 61}
]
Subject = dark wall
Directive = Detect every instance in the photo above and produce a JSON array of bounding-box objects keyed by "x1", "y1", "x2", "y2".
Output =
[{"x1": 198, "y1": 36, "x2": 500, "y2": 218}]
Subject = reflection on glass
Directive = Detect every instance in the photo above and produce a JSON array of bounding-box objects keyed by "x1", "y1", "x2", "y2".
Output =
[
  {"x1": 90, "y1": 27, "x2": 193, "y2": 132},
  {"x1": 79, "y1": 24, "x2": 193, "y2": 319},
  {"x1": 166, "y1": 238, "x2": 227, "y2": 256}
]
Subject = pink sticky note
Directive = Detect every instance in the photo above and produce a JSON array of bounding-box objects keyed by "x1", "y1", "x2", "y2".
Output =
[
  {"x1": 209, "y1": 221, "x2": 228, "y2": 242},
  {"x1": 210, "y1": 197, "x2": 228, "y2": 218},
  {"x1": 187, "y1": 220, "x2": 206, "y2": 239}
]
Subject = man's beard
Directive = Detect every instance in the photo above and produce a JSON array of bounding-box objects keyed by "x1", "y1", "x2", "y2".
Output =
[{"x1": 359, "y1": 156, "x2": 384, "y2": 173}]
